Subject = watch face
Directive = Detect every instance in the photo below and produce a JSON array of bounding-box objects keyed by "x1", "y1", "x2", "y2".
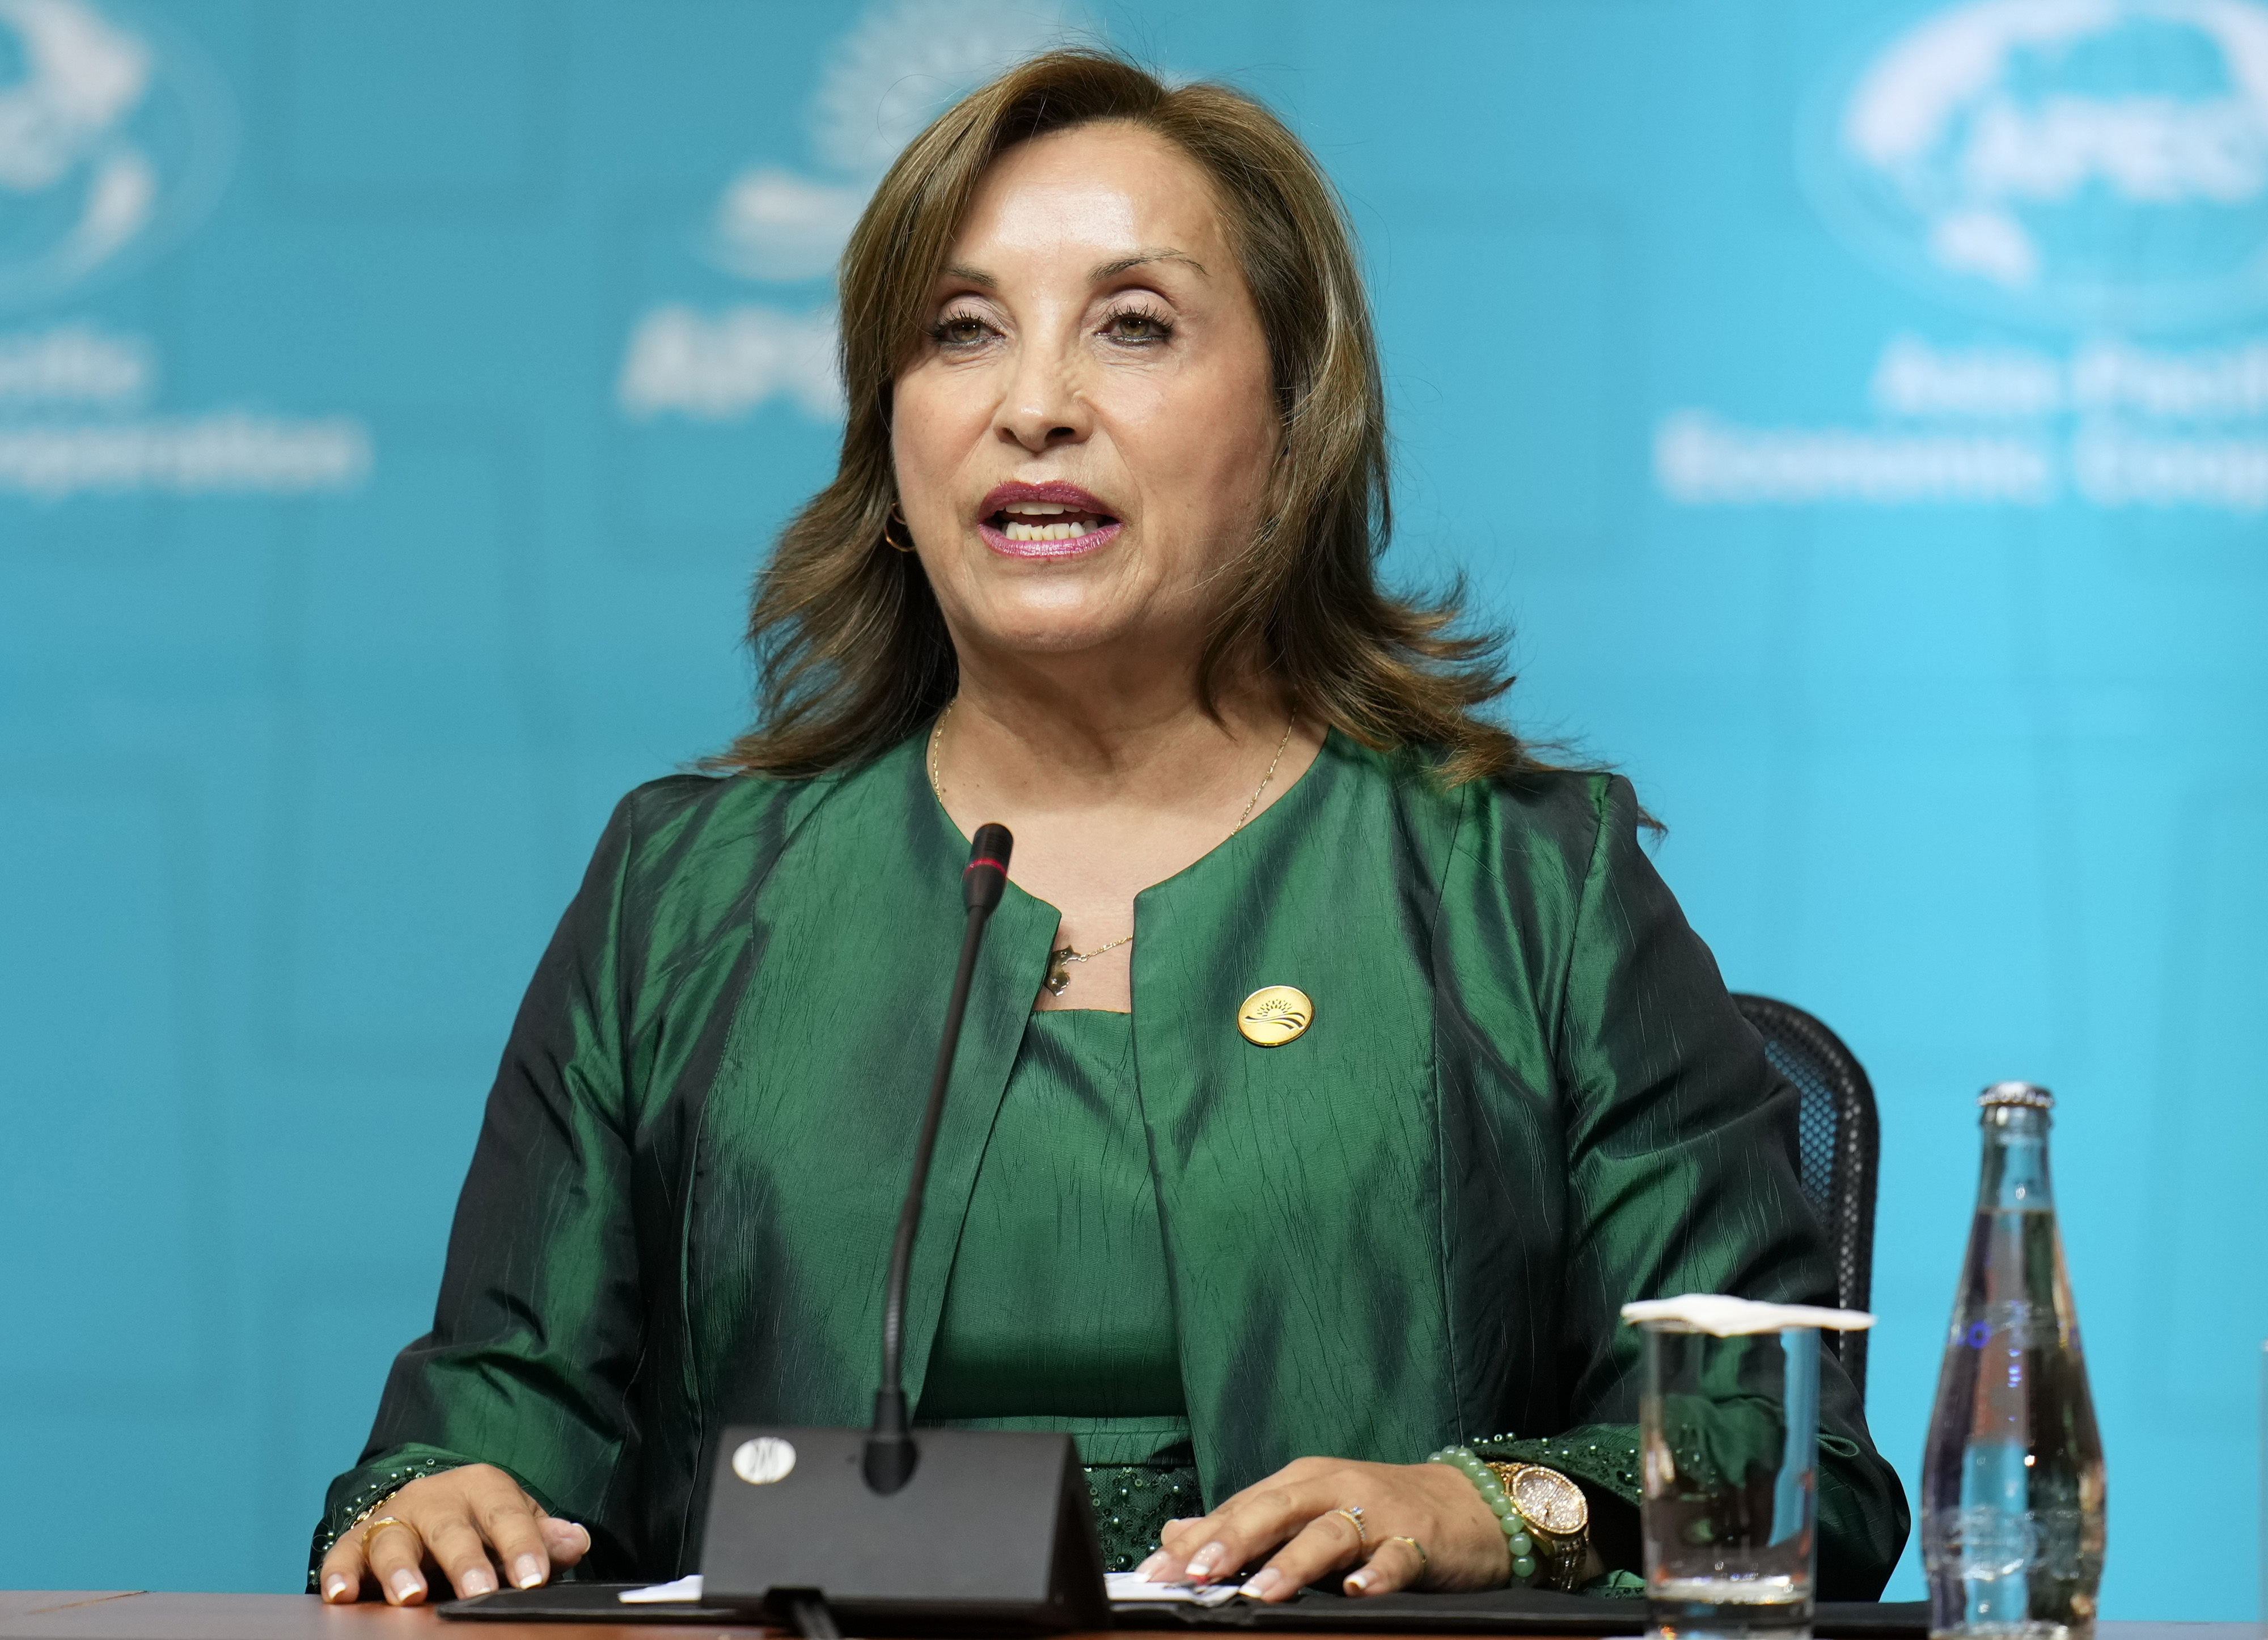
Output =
[{"x1": 1510, "y1": 1466, "x2": 1589, "y2": 1537}]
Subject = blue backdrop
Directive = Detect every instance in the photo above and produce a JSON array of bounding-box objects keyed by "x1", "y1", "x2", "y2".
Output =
[{"x1": 1, "y1": 0, "x2": 2261, "y2": 1612}]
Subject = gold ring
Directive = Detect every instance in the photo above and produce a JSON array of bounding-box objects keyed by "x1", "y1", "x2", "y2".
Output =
[
  {"x1": 1327, "y1": 1506, "x2": 1368, "y2": 1549},
  {"x1": 361, "y1": 1516, "x2": 416, "y2": 1552},
  {"x1": 1388, "y1": 1535, "x2": 1428, "y2": 1573}
]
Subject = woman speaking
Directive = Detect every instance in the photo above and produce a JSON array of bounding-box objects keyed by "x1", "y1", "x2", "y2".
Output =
[{"x1": 312, "y1": 50, "x2": 1907, "y2": 1608}]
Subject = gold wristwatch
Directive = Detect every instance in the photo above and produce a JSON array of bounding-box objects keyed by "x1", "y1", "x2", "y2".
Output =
[{"x1": 1488, "y1": 1462, "x2": 1590, "y2": 1591}]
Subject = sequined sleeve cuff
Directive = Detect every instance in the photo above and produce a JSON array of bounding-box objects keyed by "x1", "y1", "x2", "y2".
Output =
[
  {"x1": 305, "y1": 1443, "x2": 562, "y2": 1591},
  {"x1": 1465, "y1": 1424, "x2": 1643, "y2": 1510}
]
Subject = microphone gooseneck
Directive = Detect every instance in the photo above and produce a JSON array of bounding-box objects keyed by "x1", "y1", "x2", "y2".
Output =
[{"x1": 864, "y1": 823, "x2": 1013, "y2": 1495}]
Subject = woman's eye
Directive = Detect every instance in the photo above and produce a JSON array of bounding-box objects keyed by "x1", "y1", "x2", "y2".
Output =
[
  {"x1": 1103, "y1": 310, "x2": 1173, "y2": 344},
  {"x1": 932, "y1": 315, "x2": 992, "y2": 348}
]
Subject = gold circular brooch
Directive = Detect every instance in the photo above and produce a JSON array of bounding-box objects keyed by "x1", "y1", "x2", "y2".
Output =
[{"x1": 1237, "y1": 985, "x2": 1313, "y2": 1046}]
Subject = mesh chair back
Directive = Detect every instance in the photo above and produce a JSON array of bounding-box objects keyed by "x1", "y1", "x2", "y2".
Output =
[{"x1": 1730, "y1": 993, "x2": 1880, "y2": 1402}]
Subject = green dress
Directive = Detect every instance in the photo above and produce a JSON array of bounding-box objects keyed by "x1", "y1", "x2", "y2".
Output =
[
  {"x1": 918, "y1": 1006, "x2": 1200, "y2": 1571},
  {"x1": 311, "y1": 729, "x2": 1910, "y2": 1594}
]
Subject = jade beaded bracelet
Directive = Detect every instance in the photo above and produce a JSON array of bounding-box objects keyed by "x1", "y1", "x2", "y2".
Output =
[{"x1": 1428, "y1": 1444, "x2": 1541, "y2": 1584}]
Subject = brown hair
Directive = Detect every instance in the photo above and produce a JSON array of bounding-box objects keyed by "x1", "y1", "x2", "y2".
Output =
[{"x1": 710, "y1": 48, "x2": 1541, "y2": 787}]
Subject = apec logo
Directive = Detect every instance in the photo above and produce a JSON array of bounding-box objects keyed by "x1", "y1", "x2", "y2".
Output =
[
  {"x1": 617, "y1": 0, "x2": 1076, "y2": 424},
  {"x1": 0, "y1": 0, "x2": 232, "y2": 312},
  {"x1": 1804, "y1": 0, "x2": 2268, "y2": 328}
]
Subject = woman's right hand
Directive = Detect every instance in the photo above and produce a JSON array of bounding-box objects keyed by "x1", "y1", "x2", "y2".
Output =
[{"x1": 317, "y1": 1465, "x2": 591, "y2": 1605}]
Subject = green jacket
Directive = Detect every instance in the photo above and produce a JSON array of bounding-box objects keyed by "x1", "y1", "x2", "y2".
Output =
[{"x1": 315, "y1": 730, "x2": 1909, "y2": 1593}]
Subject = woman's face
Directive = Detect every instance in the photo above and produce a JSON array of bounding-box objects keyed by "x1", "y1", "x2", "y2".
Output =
[{"x1": 891, "y1": 120, "x2": 1278, "y2": 669}]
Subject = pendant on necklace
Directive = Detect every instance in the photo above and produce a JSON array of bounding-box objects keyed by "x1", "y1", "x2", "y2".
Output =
[{"x1": 1043, "y1": 948, "x2": 1075, "y2": 997}]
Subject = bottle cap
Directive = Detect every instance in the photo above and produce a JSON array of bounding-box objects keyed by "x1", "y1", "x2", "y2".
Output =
[{"x1": 1978, "y1": 1081, "x2": 2053, "y2": 1109}]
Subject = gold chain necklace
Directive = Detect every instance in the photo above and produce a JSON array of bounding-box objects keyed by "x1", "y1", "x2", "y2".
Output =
[{"x1": 928, "y1": 703, "x2": 1297, "y2": 997}]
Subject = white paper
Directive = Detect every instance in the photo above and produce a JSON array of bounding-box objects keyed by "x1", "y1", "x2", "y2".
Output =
[
  {"x1": 622, "y1": 1568, "x2": 1258, "y2": 1607},
  {"x1": 620, "y1": 1573, "x2": 705, "y2": 1604},
  {"x1": 1620, "y1": 1293, "x2": 1876, "y2": 1336},
  {"x1": 1104, "y1": 1571, "x2": 1249, "y2": 1607}
]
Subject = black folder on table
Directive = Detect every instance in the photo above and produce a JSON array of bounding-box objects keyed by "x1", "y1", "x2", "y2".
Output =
[{"x1": 440, "y1": 1582, "x2": 1928, "y2": 1635}]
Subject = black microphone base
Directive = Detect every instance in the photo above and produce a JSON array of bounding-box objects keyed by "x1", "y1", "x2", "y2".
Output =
[{"x1": 700, "y1": 1425, "x2": 1108, "y2": 1635}]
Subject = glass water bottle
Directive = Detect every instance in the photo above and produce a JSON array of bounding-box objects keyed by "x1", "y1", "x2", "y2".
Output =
[{"x1": 1920, "y1": 1083, "x2": 2106, "y2": 1640}]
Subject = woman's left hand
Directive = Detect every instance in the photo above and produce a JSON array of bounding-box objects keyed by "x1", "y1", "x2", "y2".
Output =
[{"x1": 1139, "y1": 1456, "x2": 1508, "y2": 1600}]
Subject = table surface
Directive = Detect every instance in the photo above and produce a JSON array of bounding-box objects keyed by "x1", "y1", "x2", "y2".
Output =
[
  {"x1": 0, "y1": 1595, "x2": 2254, "y2": 1640},
  {"x1": 4, "y1": 1595, "x2": 713, "y2": 1640}
]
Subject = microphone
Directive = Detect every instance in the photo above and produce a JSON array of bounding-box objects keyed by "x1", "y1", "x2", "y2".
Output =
[
  {"x1": 699, "y1": 823, "x2": 1107, "y2": 1636},
  {"x1": 865, "y1": 824, "x2": 1013, "y2": 1494}
]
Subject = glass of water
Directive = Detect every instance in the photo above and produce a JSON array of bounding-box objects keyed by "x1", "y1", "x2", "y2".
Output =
[{"x1": 1639, "y1": 1319, "x2": 1822, "y2": 1640}]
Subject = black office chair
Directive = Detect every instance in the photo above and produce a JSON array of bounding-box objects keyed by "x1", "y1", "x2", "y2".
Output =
[{"x1": 1729, "y1": 994, "x2": 1880, "y2": 1402}]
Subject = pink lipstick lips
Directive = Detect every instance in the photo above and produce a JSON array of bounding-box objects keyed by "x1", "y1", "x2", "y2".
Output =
[{"x1": 976, "y1": 481, "x2": 1122, "y2": 560}]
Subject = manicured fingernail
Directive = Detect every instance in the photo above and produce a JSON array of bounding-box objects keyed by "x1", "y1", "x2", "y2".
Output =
[
  {"x1": 387, "y1": 1569, "x2": 423, "y2": 1604},
  {"x1": 321, "y1": 1575, "x2": 352, "y2": 1603},
  {"x1": 1245, "y1": 1568, "x2": 1282, "y2": 1600},
  {"x1": 513, "y1": 1555, "x2": 545, "y2": 1590},
  {"x1": 1134, "y1": 1552, "x2": 1166, "y2": 1580},
  {"x1": 1186, "y1": 1543, "x2": 1225, "y2": 1580},
  {"x1": 459, "y1": 1567, "x2": 497, "y2": 1597},
  {"x1": 1347, "y1": 1570, "x2": 1373, "y2": 1593}
]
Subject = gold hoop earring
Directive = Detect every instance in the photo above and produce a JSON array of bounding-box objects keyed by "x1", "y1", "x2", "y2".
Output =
[{"x1": 882, "y1": 502, "x2": 916, "y2": 554}]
